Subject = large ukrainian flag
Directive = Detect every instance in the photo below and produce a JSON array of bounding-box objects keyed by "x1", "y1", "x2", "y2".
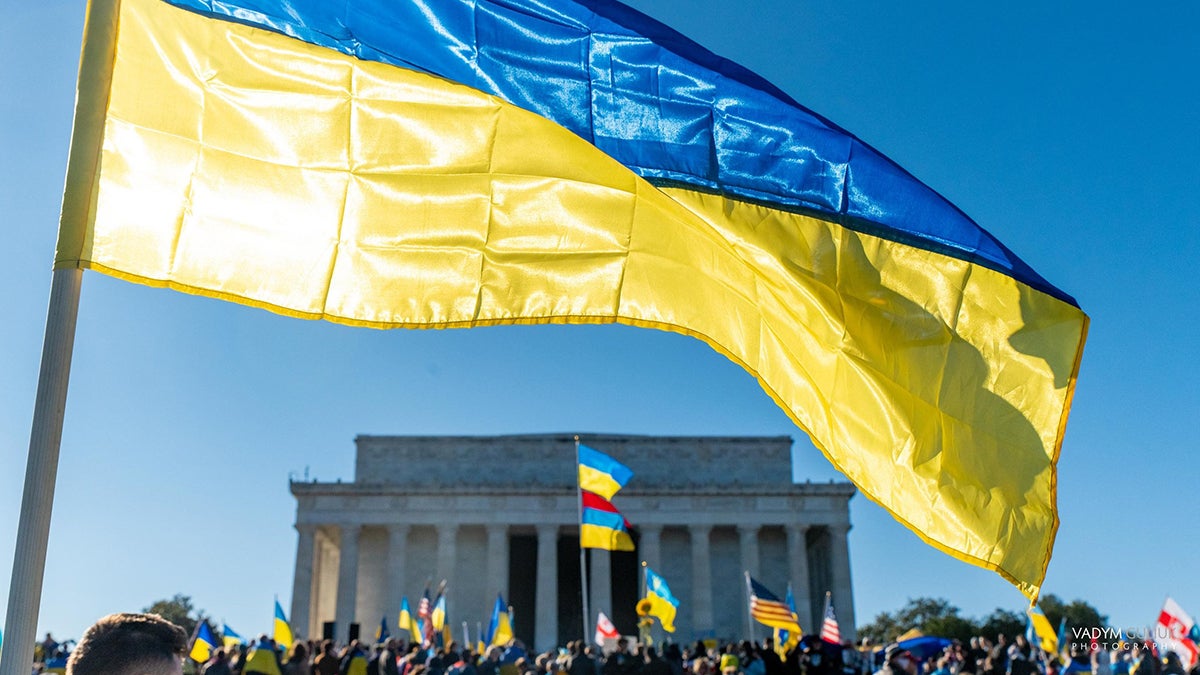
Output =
[{"x1": 56, "y1": 0, "x2": 1087, "y2": 599}]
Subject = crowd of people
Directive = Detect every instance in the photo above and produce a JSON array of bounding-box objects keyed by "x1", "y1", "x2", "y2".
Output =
[{"x1": 29, "y1": 614, "x2": 1200, "y2": 675}]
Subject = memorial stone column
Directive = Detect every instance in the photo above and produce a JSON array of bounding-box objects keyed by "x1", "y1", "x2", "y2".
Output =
[
  {"x1": 639, "y1": 525, "x2": 662, "y2": 571},
  {"x1": 290, "y1": 524, "x2": 316, "y2": 641},
  {"x1": 786, "y1": 523, "x2": 813, "y2": 630},
  {"x1": 437, "y1": 524, "x2": 459, "y2": 612},
  {"x1": 828, "y1": 522, "x2": 856, "y2": 643},
  {"x1": 737, "y1": 525, "x2": 760, "y2": 638},
  {"x1": 487, "y1": 525, "x2": 510, "y2": 600},
  {"x1": 534, "y1": 525, "x2": 559, "y2": 651},
  {"x1": 335, "y1": 524, "x2": 361, "y2": 643},
  {"x1": 589, "y1": 549, "x2": 612, "y2": 618},
  {"x1": 689, "y1": 524, "x2": 713, "y2": 636},
  {"x1": 386, "y1": 524, "x2": 410, "y2": 628}
]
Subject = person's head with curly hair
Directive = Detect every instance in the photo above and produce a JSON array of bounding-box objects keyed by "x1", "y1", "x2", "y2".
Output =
[{"x1": 66, "y1": 613, "x2": 187, "y2": 675}]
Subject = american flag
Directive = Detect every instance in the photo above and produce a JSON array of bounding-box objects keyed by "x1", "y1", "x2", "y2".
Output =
[
  {"x1": 820, "y1": 592, "x2": 841, "y2": 644},
  {"x1": 746, "y1": 574, "x2": 800, "y2": 632}
]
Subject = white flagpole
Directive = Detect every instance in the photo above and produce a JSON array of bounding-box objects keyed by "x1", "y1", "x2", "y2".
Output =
[
  {"x1": 2, "y1": 0, "x2": 116, "y2": 667},
  {"x1": 0, "y1": 267, "x2": 84, "y2": 675},
  {"x1": 576, "y1": 436, "x2": 591, "y2": 644}
]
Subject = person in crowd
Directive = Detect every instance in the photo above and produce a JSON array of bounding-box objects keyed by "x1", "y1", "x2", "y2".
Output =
[
  {"x1": 314, "y1": 641, "x2": 341, "y2": 675},
  {"x1": 644, "y1": 648, "x2": 673, "y2": 675},
  {"x1": 203, "y1": 650, "x2": 234, "y2": 675},
  {"x1": 602, "y1": 640, "x2": 639, "y2": 675},
  {"x1": 874, "y1": 646, "x2": 917, "y2": 675},
  {"x1": 243, "y1": 637, "x2": 282, "y2": 675},
  {"x1": 65, "y1": 613, "x2": 188, "y2": 675},
  {"x1": 281, "y1": 643, "x2": 308, "y2": 675},
  {"x1": 565, "y1": 642, "x2": 595, "y2": 675},
  {"x1": 340, "y1": 641, "x2": 369, "y2": 675}
]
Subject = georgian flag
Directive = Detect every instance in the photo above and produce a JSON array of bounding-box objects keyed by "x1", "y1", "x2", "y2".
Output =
[{"x1": 595, "y1": 612, "x2": 620, "y2": 646}]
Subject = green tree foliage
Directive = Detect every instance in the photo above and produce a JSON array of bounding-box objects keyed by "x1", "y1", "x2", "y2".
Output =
[
  {"x1": 978, "y1": 609, "x2": 1025, "y2": 644},
  {"x1": 1038, "y1": 594, "x2": 1108, "y2": 632},
  {"x1": 143, "y1": 594, "x2": 205, "y2": 636},
  {"x1": 857, "y1": 596, "x2": 1108, "y2": 646}
]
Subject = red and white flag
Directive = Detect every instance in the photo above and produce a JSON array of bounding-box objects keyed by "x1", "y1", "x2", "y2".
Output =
[
  {"x1": 820, "y1": 592, "x2": 841, "y2": 644},
  {"x1": 595, "y1": 611, "x2": 620, "y2": 646},
  {"x1": 1156, "y1": 597, "x2": 1199, "y2": 670}
]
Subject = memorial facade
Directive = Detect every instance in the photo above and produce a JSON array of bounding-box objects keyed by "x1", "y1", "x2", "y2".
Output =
[{"x1": 289, "y1": 434, "x2": 856, "y2": 650}]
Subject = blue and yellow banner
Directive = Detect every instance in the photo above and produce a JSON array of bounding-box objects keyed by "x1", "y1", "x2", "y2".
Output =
[
  {"x1": 643, "y1": 566, "x2": 679, "y2": 633},
  {"x1": 190, "y1": 622, "x2": 217, "y2": 663},
  {"x1": 580, "y1": 494, "x2": 635, "y2": 552},
  {"x1": 398, "y1": 597, "x2": 419, "y2": 639},
  {"x1": 56, "y1": 0, "x2": 1086, "y2": 599},
  {"x1": 273, "y1": 600, "x2": 292, "y2": 649},
  {"x1": 485, "y1": 594, "x2": 514, "y2": 648},
  {"x1": 578, "y1": 445, "x2": 634, "y2": 501}
]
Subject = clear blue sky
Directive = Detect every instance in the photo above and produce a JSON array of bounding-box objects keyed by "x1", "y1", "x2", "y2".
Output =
[{"x1": 2, "y1": 0, "x2": 1198, "y2": 643}]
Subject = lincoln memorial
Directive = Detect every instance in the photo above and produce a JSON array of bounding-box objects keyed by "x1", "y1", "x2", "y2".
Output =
[{"x1": 288, "y1": 434, "x2": 856, "y2": 649}]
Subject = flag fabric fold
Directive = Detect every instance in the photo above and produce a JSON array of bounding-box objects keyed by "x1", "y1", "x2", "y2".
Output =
[
  {"x1": 773, "y1": 585, "x2": 801, "y2": 658},
  {"x1": 485, "y1": 594, "x2": 514, "y2": 648},
  {"x1": 1027, "y1": 605, "x2": 1058, "y2": 654},
  {"x1": 59, "y1": 0, "x2": 1087, "y2": 598},
  {"x1": 643, "y1": 566, "x2": 679, "y2": 633},
  {"x1": 190, "y1": 622, "x2": 217, "y2": 663},
  {"x1": 580, "y1": 491, "x2": 635, "y2": 551},
  {"x1": 273, "y1": 600, "x2": 293, "y2": 649},
  {"x1": 819, "y1": 593, "x2": 841, "y2": 645},
  {"x1": 747, "y1": 575, "x2": 801, "y2": 634},
  {"x1": 578, "y1": 445, "x2": 634, "y2": 501},
  {"x1": 595, "y1": 612, "x2": 620, "y2": 646},
  {"x1": 1156, "y1": 598, "x2": 1199, "y2": 670},
  {"x1": 399, "y1": 597, "x2": 420, "y2": 639},
  {"x1": 221, "y1": 624, "x2": 244, "y2": 649}
]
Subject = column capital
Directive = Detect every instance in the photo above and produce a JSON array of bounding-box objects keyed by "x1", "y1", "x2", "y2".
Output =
[
  {"x1": 688, "y1": 523, "x2": 713, "y2": 536},
  {"x1": 387, "y1": 523, "x2": 411, "y2": 535},
  {"x1": 535, "y1": 523, "x2": 559, "y2": 538},
  {"x1": 825, "y1": 521, "x2": 852, "y2": 536},
  {"x1": 340, "y1": 523, "x2": 362, "y2": 541},
  {"x1": 295, "y1": 523, "x2": 318, "y2": 536},
  {"x1": 639, "y1": 523, "x2": 663, "y2": 535},
  {"x1": 736, "y1": 524, "x2": 760, "y2": 538}
]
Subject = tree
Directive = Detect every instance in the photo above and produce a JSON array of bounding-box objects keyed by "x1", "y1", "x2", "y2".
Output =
[
  {"x1": 978, "y1": 609, "x2": 1025, "y2": 644},
  {"x1": 143, "y1": 594, "x2": 205, "y2": 636},
  {"x1": 858, "y1": 598, "x2": 979, "y2": 645},
  {"x1": 1038, "y1": 594, "x2": 1108, "y2": 632}
]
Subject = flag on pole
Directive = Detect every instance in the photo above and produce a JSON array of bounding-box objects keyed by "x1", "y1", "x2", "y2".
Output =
[
  {"x1": 577, "y1": 446, "x2": 634, "y2": 501},
  {"x1": 190, "y1": 622, "x2": 217, "y2": 663},
  {"x1": 746, "y1": 575, "x2": 801, "y2": 634},
  {"x1": 1027, "y1": 604, "x2": 1058, "y2": 654},
  {"x1": 773, "y1": 585, "x2": 802, "y2": 658},
  {"x1": 485, "y1": 594, "x2": 514, "y2": 648},
  {"x1": 642, "y1": 566, "x2": 679, "y2": 633},
  {"x1": 819, "y1": 592, "x2": 841, "y2": 645},
  {"x1": 376, "y1": 615, "x2": 390, "y2": 643},
  {"x1": 1156, "y1": 598, "x2": 1199, "y2": 670},
  {"x1": 274, "y1": 599, "x2": 293, "y2": 650},
  {"x1": 431, "y1": 592, "x2": 447, "y2": 632},
  {"x1": 595, "y1": 612, "x2": 620, "y2": 647},
  {"x1": 399, "y1": 597, "x2": 420, "y2": 639},
  {"x1": 221, "y1": 623, "x2": 245, "y2": 649},
  {"x1": 58, "y1": 0, "x2": 1086, "y2": 601},
  {"x1": 580, "y1": 491, "x2": 635, "y2": 551}
]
